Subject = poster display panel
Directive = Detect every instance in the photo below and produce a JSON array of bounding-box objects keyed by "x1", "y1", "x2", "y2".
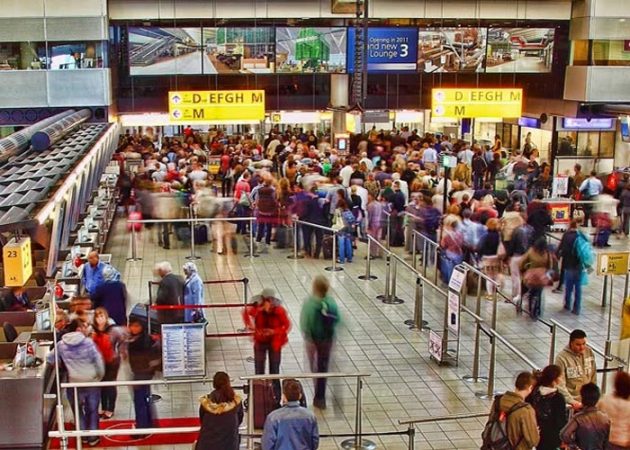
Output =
[
  {"x1": 347, "y1": 27, "x2": 417, "y2": 72},
  {"x1": 275, "y1": 27, "x2": 347, "y2": 73},
  {"x1": 129, "y1": 27, "x2": 204, "y2": 75},
  {"x1": 162, "y1": 323, "x2": 206, "y2": 379},
  {"x1": 486, "y1": 28, "x2": 555, "y2": 73},
  {"x1": 418, "y1": 27, "x2": 486, "y2": 73},
  {"x1": 201, "y1": 27, "x2": 275, "y2": 74}
]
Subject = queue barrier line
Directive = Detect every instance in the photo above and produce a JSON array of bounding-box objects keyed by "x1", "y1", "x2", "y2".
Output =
[
  {"x1": 126, "y1": 216, "x2": 258, "y2": 261},
  {"x1": 290, "y1": 218, "x2": 342, "y2": 272}
]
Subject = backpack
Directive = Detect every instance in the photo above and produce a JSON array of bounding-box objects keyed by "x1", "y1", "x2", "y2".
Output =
[
  {"x1": 574, "y1": 231, "x2": 595, "y2": 268},
  {"x1": 605, "y1": 172, "x2": 619, "y2": 193},
  {"x1": 481, "y1": 395, "x2": 529, "y2": 450}
]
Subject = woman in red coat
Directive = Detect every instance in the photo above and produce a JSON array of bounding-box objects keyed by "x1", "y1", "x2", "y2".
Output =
[{"x1": 242, "y1": 288, "x2": 291, "y2": 401}]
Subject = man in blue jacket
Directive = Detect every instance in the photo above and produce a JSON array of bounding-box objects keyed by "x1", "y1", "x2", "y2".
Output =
[
  {"x1": 262, "y1": 379, "x2": 319, "y2": 450},
  {"x1": 82, "y1": 251, "x2": 120, "y2": 296}
]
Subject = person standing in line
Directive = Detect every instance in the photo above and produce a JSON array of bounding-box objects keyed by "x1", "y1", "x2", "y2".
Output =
[
  {"x1": 525, "y1": 365, "x2": 568, "y2": 450},
  {"x1": 242, "y1": 289, "x2": 291, "y2": 401},
  {"x1": 154, "y1": 261, "x2": 185, "y2": 326},
  {"x1": 555, "y1": 329, "x2": 597, "y2": 410},
  {"x1": 182, "y1": 262, "x2": 204, "y2": 323},
  {"x1": 195, "y1": 371, "x2": 244, "y2": 450},
  {"x1": 560, "y1": 383, "x2": 611, "y2": 450},
  {"x1": 262, "y1": 379, "x2": 319, "y2": 450},
  {"x1": 366, "y1": 192, "x2": 384, "y2": 258},
  {"x1": 82, "y1": 251, "x2": 119, "y2": 296},
  {"x1": 91, "y1": 265, "x2": 128, "y2": 326},
  {"x1": 556, "y1": 218, "x2": 593, "y2": 314},
  {"x1": 597, "y1": 371, "x2": 630, "y2": 450},
  {"x1": 47, "y1": 319, "x2": 104, "y2": 447},
  {"x1": 481, "y1": 372, "x2": 540, "y2": 450},
  {"x1": 300, "y1": 276, "x2": 340, "y2": 410}
]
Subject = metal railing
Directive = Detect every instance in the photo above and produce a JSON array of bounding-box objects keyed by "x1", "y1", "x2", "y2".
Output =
[
  {"x1": 126, "y1": 216, "x2": 258, "y2": 261},
  {"x1": 290, "y1": 218, "x2": 342, "y2": 272}
]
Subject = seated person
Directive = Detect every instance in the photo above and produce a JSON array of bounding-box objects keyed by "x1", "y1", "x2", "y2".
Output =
[{"x1": 0, "y1": 287, "x2": 33, "y2": 311}]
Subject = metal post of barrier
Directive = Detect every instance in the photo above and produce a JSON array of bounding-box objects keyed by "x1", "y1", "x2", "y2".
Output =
[
  {"x1": 463, "y1": 320, "x2": 487, "y2": 383},
  {"x1": 340, "y1": 376, "x2": 375, "y2": 450},
  {"x1": 359, "y1": 237, "x2": 376, "y2": 280},
  {"x1": 476, "y1": 334, "x2": 497, "y2": 400},
  {"x1": 491, "y1": 289, "x2": 498, "y2": 331},
  {"x1": 422, "y1": 240, "x2": 428, "y2": 278},
  {"x1": 386, "y1": 213, "x2": 391, "y2": 251},
  {"x1": 411, "y1": 232, "x2": 417, "y2": 270},
  {"x1": 287, "y1": 220, "x2": 304, "y2": 260},
  {"x1": 246, "y1": 218, "x2": 259, "y2": 258},
  {"x1": 237, "y1": 278, "x2": 250, "y2": 334},
  {"x1": 127, "y1": 225, "x2": 142, "y2": 261},
  {"x1": 325, "y1": 232, "x2": 343, "y2": 272},
  {"x1": 186, "y1": 218, "x2": 201, "y2": 260},
  {"x1": 549, "y1": 322, "x2": 557, "y2": 366},
  {"x1": 405, "y1": 275, "x2": 429, "y2": 330},
  {"x1": 603, "y1": 276, "x2": 614, "y2": 393},
  {"x1": 625, "y1": 273, "x2": 630, "y2": 303},
  {"x1": 433, "y1": 247, "x2": 439, "y2": 286},
  {"x1": 383, "y1": 257, "x2": 404, "y2": 304},
  {"x1": 247, "y1": 378, "x2": 254, "y2": 450},
  {"x1": 407, "y1": 425, "x2": 415, "y2": 450},
  {"x1": 601, "y1": 274, "x2": 608, "y2": 308},
  {"x1": 377, "y1": 255, "x2": 392, "y2": 301},
  {"x1": 73, "y1": 387, "x2": 83, "y2": 450}
]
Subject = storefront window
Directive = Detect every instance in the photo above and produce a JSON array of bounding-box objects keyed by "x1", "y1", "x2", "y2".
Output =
[
  {"x1": 592, "y1": 40, "x2": 630, "y2": 66},
  {"x1": 0, "y1": 41, "x2": 105, "y2": 70},
  {"x1": 571, "y1": 40, "x2": 590, "y2": 66},
  {"x1": 557, "y1": 130, "x2": 615, "y2": 158},
  {"x1": 599, "y1": 132, "x2": 615, "y2": 157},
  {"x1": 577, "y1": 131, "x2": 598, "y2": 156}
]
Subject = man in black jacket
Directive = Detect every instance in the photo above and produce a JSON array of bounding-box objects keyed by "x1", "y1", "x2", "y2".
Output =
[
  {"x1": 556, "y1": 219, "x2": 586, "y2": 314},
  {"x1": 154, "y1": 261, "x2": 185, "y2": 325}
]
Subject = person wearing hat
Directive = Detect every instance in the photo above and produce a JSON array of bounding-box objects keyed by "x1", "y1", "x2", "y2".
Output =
[{"x1": 242, "y1": 288, "x2": 291, "y2": 401}]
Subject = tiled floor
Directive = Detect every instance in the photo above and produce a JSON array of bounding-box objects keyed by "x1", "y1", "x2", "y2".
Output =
[{"x1": 79, "y1": 219, "x2": 629, "y2": 450}]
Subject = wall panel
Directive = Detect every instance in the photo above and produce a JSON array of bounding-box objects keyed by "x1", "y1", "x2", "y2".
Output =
[
  {"x1": 0, "y1": 71, "x2": 48, "y2": 107},
  {"x1": 0, "y1": 18, "x2": 45, "y2": 42},
  {"x1": 44, "y1": 0, "x2": 107, "y2": 17},
  {"x1": 47, "y1": 69, "x2": 112, "y2": 106},
  {"x1": 0, "y1": 0, "x2": 44, "y2": 18},
  {"x1": 46, "y1": 17, "x2": 109, "y2": 41}
]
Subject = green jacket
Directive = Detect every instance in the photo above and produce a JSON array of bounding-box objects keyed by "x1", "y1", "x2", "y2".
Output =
[{"x1": 300, "y1": 295, "x2": 340, "y2": 342}]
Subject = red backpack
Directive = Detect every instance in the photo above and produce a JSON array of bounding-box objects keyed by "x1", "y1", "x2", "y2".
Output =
[{"x1": 606, "y1": 172, "x2": 619, "y2": 193}]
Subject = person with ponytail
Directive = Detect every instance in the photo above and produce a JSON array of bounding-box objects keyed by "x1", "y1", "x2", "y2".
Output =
[
  {"x1": 525, "y1": 365, "x2": 568, "y2": 450},
  {"x1": 196, "y1": 371, "x2": 243, "y2": 450}
]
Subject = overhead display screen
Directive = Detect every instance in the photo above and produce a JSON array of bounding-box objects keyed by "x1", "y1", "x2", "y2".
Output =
[
  {"x1": 129, "y1": 27, "x2": 204, "y2": 75},
  {"x1": 347, "y1": 28, "x2": 418, "y2": 72},
  {"x1": 486, "y1": 28, "x2": 555, "y2": 73},
  {"x1": 275, "y1": 27, "x2": 347, "y2": 73},
  {"x1": 201, "y1": 27, "x2": 275, "y2": 74},
  {"x1": 418, "y1": 27, "x2": 487, "y2": 73}
]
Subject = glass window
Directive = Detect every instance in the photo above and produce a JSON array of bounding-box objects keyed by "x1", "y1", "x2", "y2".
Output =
[
  {"x1": 592, "y1": 40, "x2": 630, "y2": 67},
  {"x1": 571, "y1": 40, "x2": 590, "y2": 66},
  {"x1": 48, "y1": 41, "x2": 105, "y2": 69},
  {"x1": 557, "y1": 131, "x2": 577, "y2": 156},
  {"x1": 599, "y1": 132, "x2": 615, "y2": 157},
  {"x1": 577, "y1": 131, "x2": 598, "y2": 157},
  {"x1": 0, "y1": 42, "x2": 46, "y2": 70}
]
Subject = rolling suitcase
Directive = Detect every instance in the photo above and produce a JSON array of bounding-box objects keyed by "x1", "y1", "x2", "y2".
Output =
[
  {"x1": 194, "y1": 224, "x2": 209, "y2": 245},
  {"x1": 252, "y1": 380, "x2": 278, "y2": 429},
  {"x1": 322, "y1": 234, "x2": 334, "y2": 260},
  {"x1": 275, "y1": 225, "x2": 291, "y2": 249},
  {"x1": 129, "y1": 302, "x2": 161, "y2": 335}
]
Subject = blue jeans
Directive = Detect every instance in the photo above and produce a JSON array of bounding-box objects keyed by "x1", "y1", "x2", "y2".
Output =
[
  {"x1": 256, "y1": 222, "x2": 272, "y2": 244},
  {"x1": 338, "y1": 234, "x2": 353, "y2": 263},
  {"x1": 133, "y1": 385, "x2": 154, "y2": 429},
  {"x1": 67, "y1": 387, "x2": 100, "y2": 431},
  {"x1": 564, "y1": 268, "x2": 582, "y2": 314}
]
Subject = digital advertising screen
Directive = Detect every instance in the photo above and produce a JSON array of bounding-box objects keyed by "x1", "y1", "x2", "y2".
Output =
[
  {"x1": 347, "y1": 27, "x2": 418, "y2": 72},
  {"x1": 275, "y1": 27, "x2": 347, "y2": 73},
  {"x1": 418, "y1": 27, "x2": 487, "y2": 73},
  {"x1": 129, "y1": 27, "x2": 204, "y2": 75},
  {"x1": 201, "y1": 27, "x2": 275, "y2": 74},
  {"x1": 486, "y1": 28, "x2": 555, "y2": 73}
]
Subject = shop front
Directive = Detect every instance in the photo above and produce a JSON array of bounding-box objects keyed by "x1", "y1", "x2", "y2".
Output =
[{"x1": 554, "y1": 117, "x2": 616, "y2": 175}]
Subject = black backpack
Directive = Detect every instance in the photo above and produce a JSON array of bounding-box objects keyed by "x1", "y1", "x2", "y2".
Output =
[{"x1": 481, "y1": 395, "x2": 529, "y2": 450}]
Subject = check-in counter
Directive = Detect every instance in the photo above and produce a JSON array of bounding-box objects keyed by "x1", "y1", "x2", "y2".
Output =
[{"x1": 0, "y1": 338, "x2": 56, "y2": 449}]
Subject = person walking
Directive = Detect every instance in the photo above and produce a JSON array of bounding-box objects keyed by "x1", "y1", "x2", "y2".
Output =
[
  {"x1": 525, "y1": 364, "x2": 568, "y2": 450},
  {"x1": 196, "y1": 371, "x2": 244, "y2": 450},
  {"x1": 555, "y1": 329, "x2": 597, "y2": 410},
  {"x1": 47, "y1": 319, "x2": 104, "y2": 447},
  {"x1": 579, "y1": 171, "x2": 604, "y2": 227},
  {"x1": 91, "y1": 265, "x2": 128, "y2": 326},
  {"x1": 300, "y1": 276, "x2": 340, "y2": 410},
  {"x1": 560, "y1": 383, "x2": 611, "y2": 450},
  {"x1": 242, "y1": 289, "x2": 291, "y2": 401},
  {"x1": 262, "y1": 379, "x2": 319, "y2": 450},
  {"x1": 91, "y1": 308, "x2": 127, "y2": 420},
  {"x1": 481, "y1": 372, "x2": 540, "y2": 450},
  {"x1": 183, "y1": 262, "x2": 204, "y2": 323},
  {"x1": 154, "y1": 261, "x2": 185, "y2": 326},
  {"x1": 519, "y1": 237, "x2": 555, "y2": 320},
  {"x1": 597, "y1": 371, "x2": 630, "y2": 450}
]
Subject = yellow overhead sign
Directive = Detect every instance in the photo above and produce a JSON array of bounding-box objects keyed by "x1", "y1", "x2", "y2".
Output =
[
  {"x1": 3, "y1": 237, "x2": 32, "y2": 287},
  {"x1": 431, "y1": 88, "x2": 523, "y2": 119},
  {"x1": 168, "y1": 90, "x2": 265, "y2": 123},
  {"x1": 597, "y1": 252, "x2": 630, "y2": 276}
]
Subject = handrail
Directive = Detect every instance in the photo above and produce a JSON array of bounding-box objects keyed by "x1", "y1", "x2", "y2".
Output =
[
  {"x1": 399, "y1": 412, "x2": 488, "y2": 426},
  {"x1": 549, "y1": 318, "x2": 622, "y2": 363},
  {"x1": 127, "y1": 216, "x2": 255, "y2": 224},
  {"x1": 293, "y1": 218, "x2": 336, "y2": 234},
  {"x1": 367, "y1": 234, "x2": 390, "y2": 254},
  {"x1": 546, "y1": 232, "x2": 561, "y2": 242},
  {"x1": 240, "y1": 372, "x2": 370, "y2": 381},
  {"x1": 460, "y1": 261, "x2": 499, "y2": 287},
  {"x1": 411, "y1": 229, "x2": 440, "y2": 247},
  {"x1": 291, "y1": 218, "x2": 342, "y2": 272},
  {"x1": 61, "y1": 377, "x2": 214, "y2": 389},
  {"x1": 488, "y1": 327, "x2": 540, "y2": 371}
]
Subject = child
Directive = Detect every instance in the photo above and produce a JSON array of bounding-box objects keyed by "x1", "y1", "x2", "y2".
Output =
[{"x1": 560, "y1": 383, "x2": 611, "y2": 450}]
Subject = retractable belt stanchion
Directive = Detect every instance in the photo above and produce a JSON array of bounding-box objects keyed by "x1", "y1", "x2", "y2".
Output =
[
  {"x1": 287, "y1": 219, "x2": 304, "y2": 260},
  {"x1": 382, "y1": 256, "x2": 403, "y2": 304},
  {"x1": 186, "y1": 217, "x2": 201, "y2": 260},
  {"x1": 405, "y1": 274, "x2": 429, "y2": 331},
  {"x1": 464, "y1": 276, "x2": 488, "y2": 384},
  {"x1": 246, "y1": 217, "x2": 259, "y2": 258},
  {"x1": 325, "y1": 230, "x2": 343, "y2": 272},
  {"x1": 127, "y1": 225, "x2": 142, "y2": 261},
  {"x1": 377, "y1": 254, "x2": 392, "y2": 302},
  {"x1": 359, "y1": 236, "x2": 377, "y2": 280}
]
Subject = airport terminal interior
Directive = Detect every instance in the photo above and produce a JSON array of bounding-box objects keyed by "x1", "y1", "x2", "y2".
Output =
[{"x1": 2, "y1": 1, "x2": 630, "y2": 450}]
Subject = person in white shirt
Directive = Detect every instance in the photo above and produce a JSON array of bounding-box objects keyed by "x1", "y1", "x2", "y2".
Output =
[
  {"x1": 339, "y1": 161, "x2": 354, "y2": 188},
  {"x1": 458, "y1": 147, "x2": 474, "y2": 166},
  {"x1": 422, "y1": 146, "x2": 438, "y2": 171},
  {"x1": 188, "y1": 162, "x2": 209, "y2": 182},
  {"x1": 359, "y1": 152, "x2": 373, "y2": 171}
]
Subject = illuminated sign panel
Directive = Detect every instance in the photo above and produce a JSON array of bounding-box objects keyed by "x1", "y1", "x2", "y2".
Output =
[
  {"x1": 431, "y1": 88, "x2": 522, "y2": 119},
  {"x1": 168, "y1": 90, "x2": 265, "y2": 122}
]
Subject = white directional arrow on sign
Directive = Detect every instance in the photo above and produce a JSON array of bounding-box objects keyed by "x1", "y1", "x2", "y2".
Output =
[{"x1": 172, "y1": 109, "x2": 182, "y2": 119}]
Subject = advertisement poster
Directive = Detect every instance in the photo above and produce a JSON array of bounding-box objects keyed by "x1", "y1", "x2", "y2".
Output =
[
  {"x1": 201, "y1": 27, "x2": 275, "y2": 74},
  {"x1": 552, "y1": 175, "x2": 569, "y2": 197},
  {"x1": 347, "y1": 28, "x2": 418, "y2": 72},
  {"x1": 275, "y1": 27, "x2": 347, "y2": 73},
  {"x1": 162, "y1": 323, "x2": 206, "y2": 378},
  {"x1": 486, "y1": 28, "x2": 555, "y2": 73},
  {"x1": 549, "y1": 203, "x2": 571, "y2": 227},
  {"x1": 429, "y1": 330, "x2": 443, "y2": 362},
  {"x1": 448, "y1": 290, "x2": 460, "y2": 335},
  {"x1": 418, "y1": 27, "x2": 486, "y2": 73},
  {"x1": 129, "y1": 27, "x2": 204, "y2": 75}
]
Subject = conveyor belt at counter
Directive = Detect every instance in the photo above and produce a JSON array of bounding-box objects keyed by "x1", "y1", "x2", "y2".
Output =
[{"x1": 0, "y1": 123, "x2": 110, "y2": 226}]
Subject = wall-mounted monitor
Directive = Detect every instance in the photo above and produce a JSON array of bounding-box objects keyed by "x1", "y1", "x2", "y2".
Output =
[
  {"x1": 129, "y1": 27, "x2": 204, "y2": 75},
  {"x1": 418, "y1": 27, "x2": 486, "y2": 73},
  {"x1": 201, "y1": 27, "x2": 275, "y2": 74},
  {"x1": 621, "y1": 117, "x2": 630, "y2": 142},
  {"x1": 561, "y1": 118, "x2": 615, "y2": 130},
  {"x1": 518, "y1": 117, "x2": 541, "y2": 128},
  {"x1": 486, "y1": 28, "x2": 555, "y2": 73},
  {"x1": 275, "y1": 27, "x2": 347, "y2": 73},
  {"x1": 347, "y1": 27, "x2": 417, "y2": 72}
]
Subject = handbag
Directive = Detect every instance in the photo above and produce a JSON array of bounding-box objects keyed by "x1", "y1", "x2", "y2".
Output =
[{"x1": 523, "y1": 252, "x2": 555, "y2": 288}]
